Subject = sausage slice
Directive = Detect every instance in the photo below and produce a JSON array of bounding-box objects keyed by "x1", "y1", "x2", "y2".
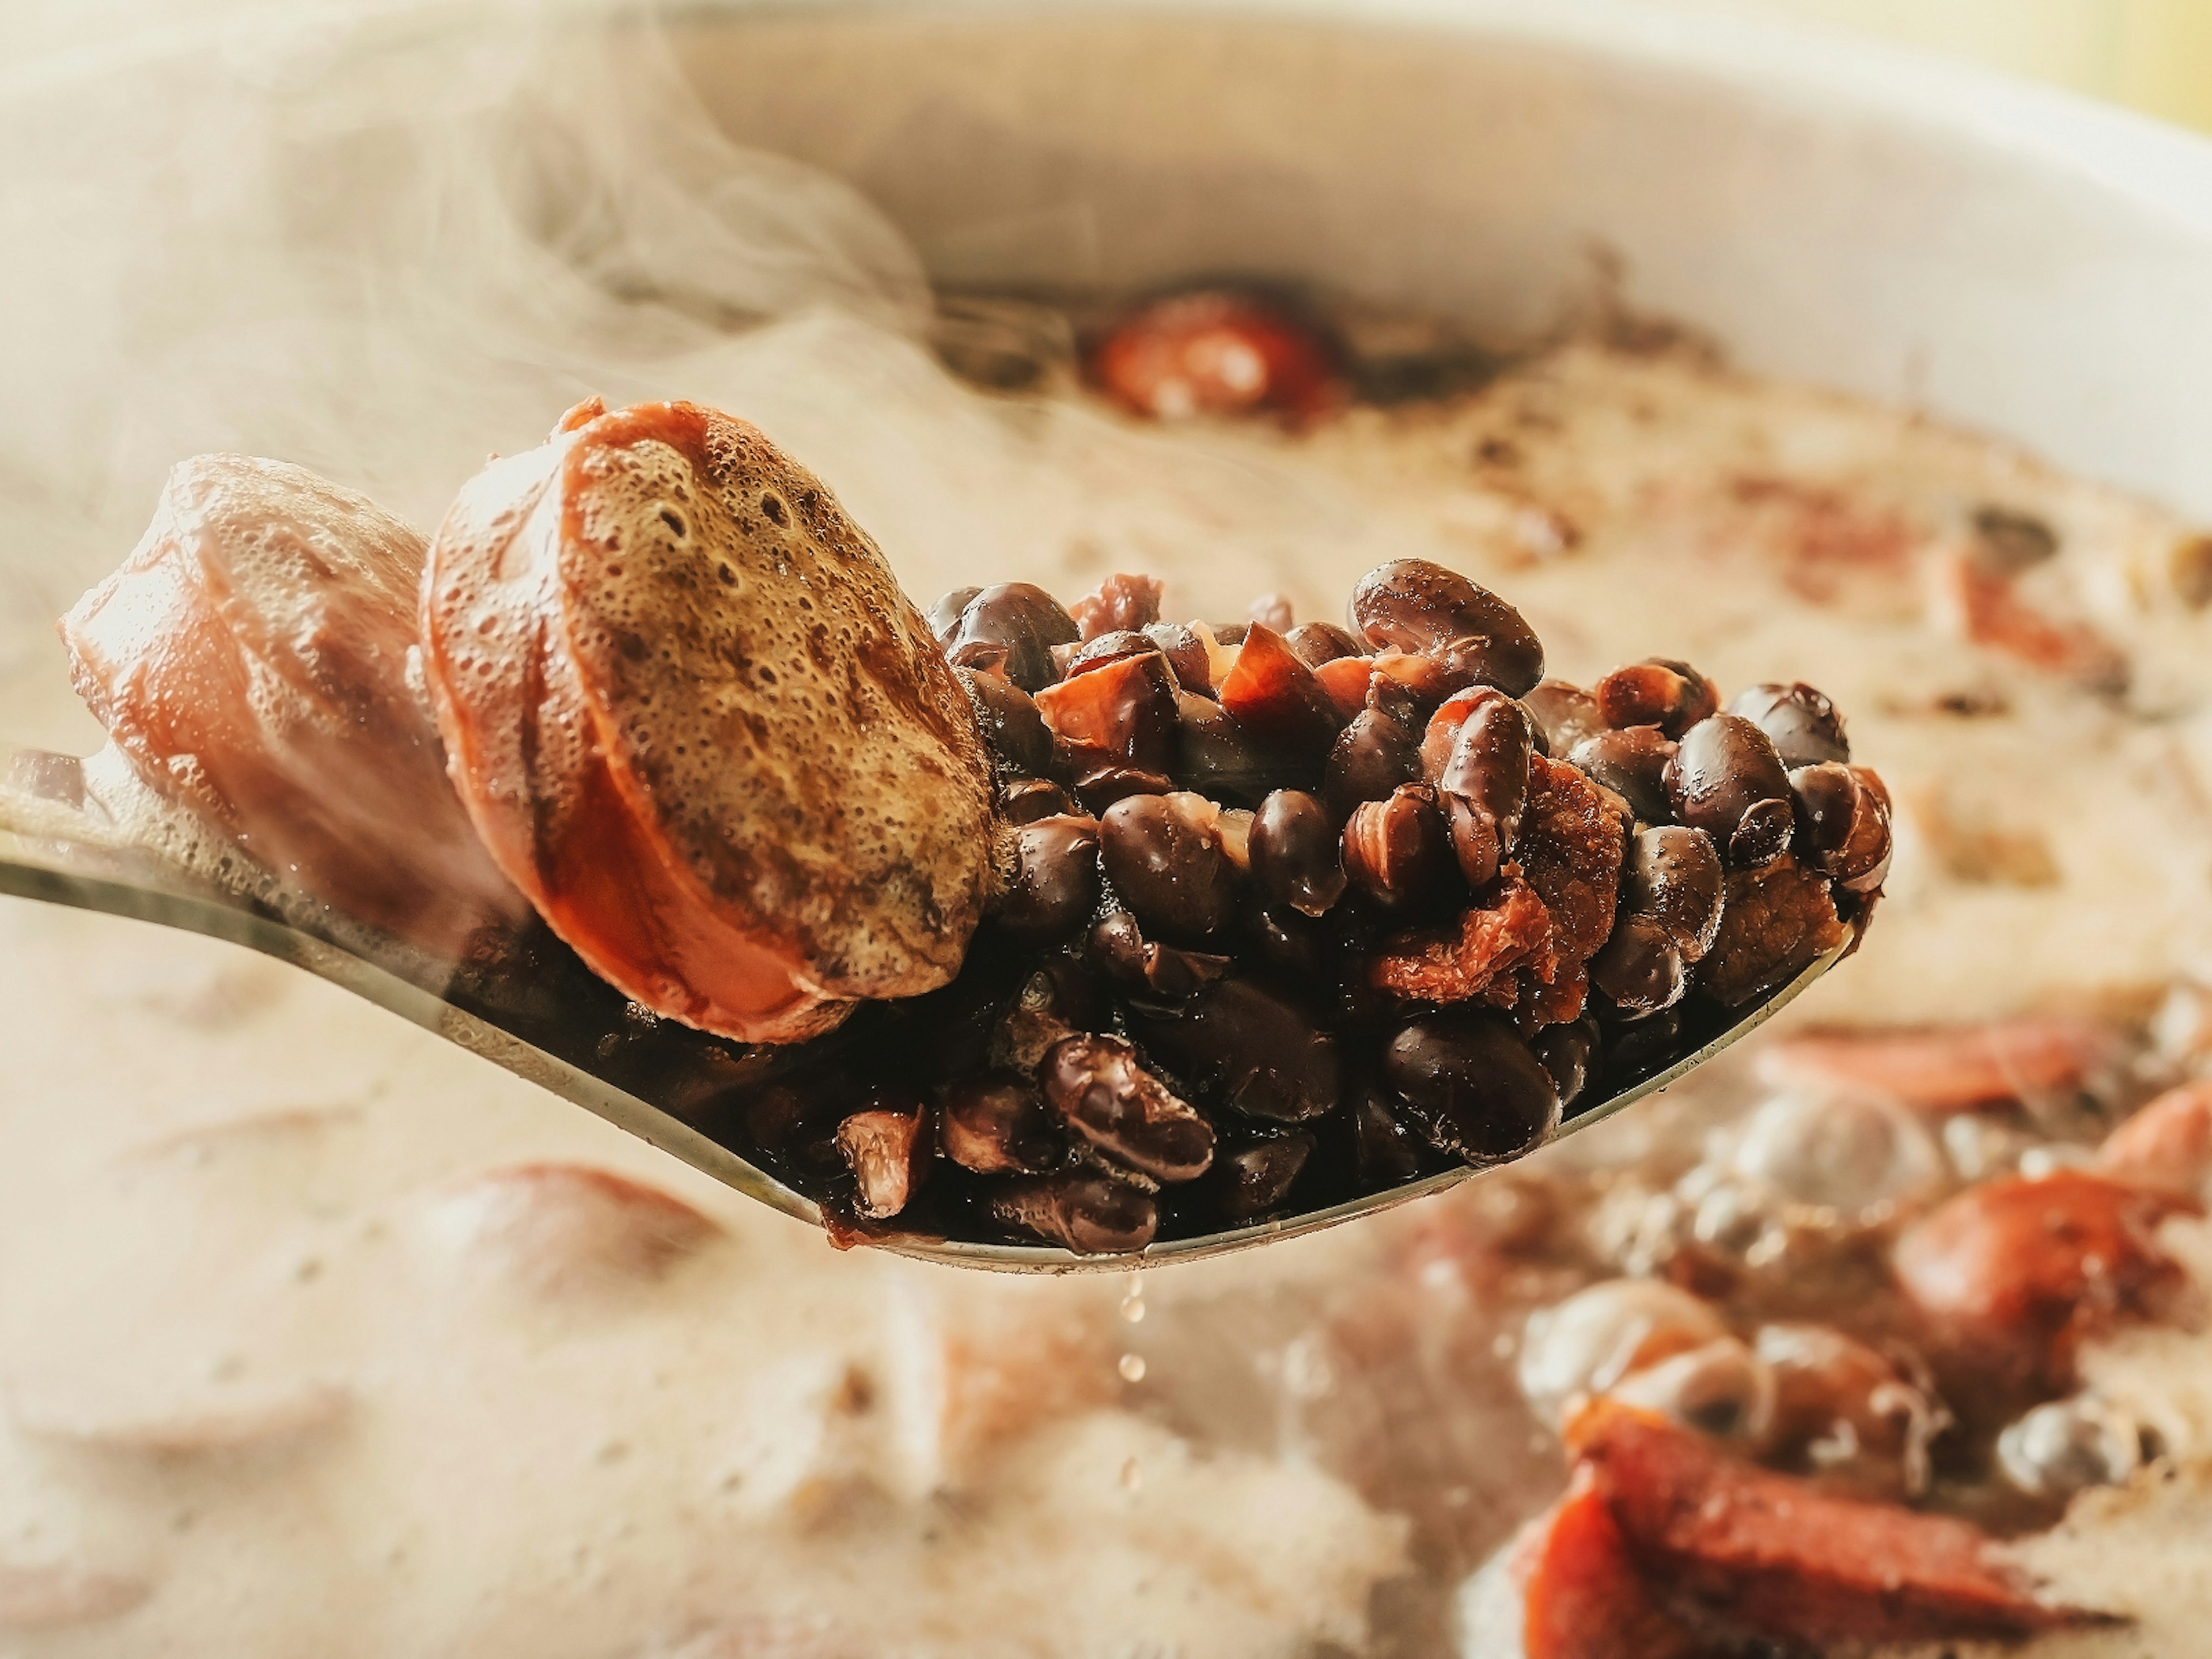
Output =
[{"x1": 419, "y1": 399, "x2": 994, "y2": 1043}]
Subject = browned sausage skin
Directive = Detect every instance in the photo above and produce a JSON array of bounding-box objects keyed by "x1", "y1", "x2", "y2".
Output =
[{"x1": 418, "y1": 398, "x2": 994, "y2": 1043}]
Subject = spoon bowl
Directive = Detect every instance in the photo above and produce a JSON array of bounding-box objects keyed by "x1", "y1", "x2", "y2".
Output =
[{"x1": 1, "y1": 743, "x2": 1850, "y2": 1272}]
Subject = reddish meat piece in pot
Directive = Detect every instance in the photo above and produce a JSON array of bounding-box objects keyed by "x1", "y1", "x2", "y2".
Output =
[
  {"x1": 419, "y1": 399, "x2": 994, "y2": 1042},
  {"x1": 59, "y1": 456, "x2": 527, "y2": 957},
  {"x1": 1476, "y1": 1467, "x2": 1703, "y2": 1659},
  {"x1": 1563, "y1": 1398, "x2": 2102, "y2": 1647}
]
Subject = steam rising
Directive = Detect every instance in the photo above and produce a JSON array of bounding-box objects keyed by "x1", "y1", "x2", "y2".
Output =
[{"x1": 0, "y1": 0, "x2": 1409, "y2": 744}]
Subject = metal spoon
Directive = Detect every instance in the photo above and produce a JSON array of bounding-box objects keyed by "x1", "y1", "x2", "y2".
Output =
[{"x1": 1, "y1": 743, "x2": 1849, "y2": 1274}]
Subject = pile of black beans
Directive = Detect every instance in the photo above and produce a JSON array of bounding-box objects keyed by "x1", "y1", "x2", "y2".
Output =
[{"x1": 724, "y1": 558, "x2": 1889, "y2": 1255}]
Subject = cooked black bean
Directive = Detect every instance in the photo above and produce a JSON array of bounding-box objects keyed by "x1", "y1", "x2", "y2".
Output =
[
  {"x1": 1568, "y1": 726, "x2": 1677, "y2": 825},
  {"x1": 1971, "y1": 504, "x2": 2059, "y2": 574},
  {"x1": 1351, "y1": 1085, "x2": 1426, "y2": 1187},
  {"x1": 946, "y1": 582, "x2": 1081, "y2": 692},
  {"x1": 1342, "y1": 783, "x2": 1459, "y2": 914},
  {"x1": 1594, "y1": 658, "x2": 1719, "y2": 737},
  {"x1": 1624, "y1": 825, "x2": 1725, "y2": 962},
  {"x1": 1791, "y1": 763, "x2": 1894, "y2": 892},
  {"x1": 1381, "y1": 1010, "x2": 1560, "y2": 1163},
  {"x1": 956, "y1": 666, "x2": 1055, "y2": 776},
  {"x1": 1433, "y1": 692, "x2": 1533, "y2": 888},
  {"x1": 998, "y1": 815, "x2": 1101, "y2": 941},
  {"x1": 1601, "y1": 1006, "x2": 1683, "y2": 1084},
  {"x1": 1088, "y1": 911, "x2": 1232, "y2": 1002},
  {"x1": 1524, "y1": 679, "x2": 1604, "y2": 753},
  {"x1": 1589, "y1": 912, "x2": 1688, "y2": 1017},
  {"x1": 1250, "y1": 790, "x2": 1348, "y2": 916},
  {"x1": 993, "y1": 959, "x2": 1113, "y2": 1073},
  {"x1": 1665, "y1": 714, "x2": 1792, "y2": 851},
  {"x1": 990, "y1": 1172, "x2": 1158, "y2": 1253},
  {"x1": 1347, "y1": 558, "x2": 1545, "y2": 696},
  {"x1": 1240, "y1": 904, "x2": 1329, "y2": 980},
  {"x1": 1042, "y1": 1032, "x2": 1215, "y2": 1183},
  {"x1": 939, "y1": 1072, "x2": 1060, "y2": 1175},
  {"x1": 1063, "y1": 630, "x2": 1165, "y2": 679},
  {"x1": 1286, "y1": 622, "x2": 1363, "y2": 668},
  {"x1": 1001, "y1": 778, "x2": 1076, "y2": 823},
  {"x1": 929, "y1": 585, "x2": 983, "y2": 643},
  {"x1": 1323, "y1": 704, "x2": 1425, "y2": 819},
  {"x1": 1130, "y1": 977, "x2": 1341, "y2": 1123},
  {"x1": 1729, "y1": 796, "x2": 1796, "y2": 869},
  {"x1": 1213, "y1": 1134, "x2": 1316, "y2": 1219},
  {"x1": 1145, "y1": 622, "x2": 1217, "y2": 693},
  {"x1": 1532, "y1": 1015, "x2": 1603, "y2": 1115},
  {"x1": 1211, "y1": 620, "x2": 1249, "y2": 646},
  {"x1": 1175, "y1": 689, "x2": 1301, "y2": 802},
  {"x1": 1099, "y1": 792, "x2": 1239, "y2": 940},
  {"x1": 1730, "y1": 681, "x2": 1850, "y2": 768},
  {"x1": 835, "y1": 1092, "x2": 932, "y2": 1219},
  {"x1": 1072, "y1": 766, "x2": 1176, "y2": 815}
]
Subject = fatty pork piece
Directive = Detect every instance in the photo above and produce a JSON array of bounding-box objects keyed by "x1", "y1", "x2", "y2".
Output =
[
  {"x1": 59, "y1": 456, "x2": 527, "y2": 957},
  {"x1": 420, "y1": 398, "x2": 994, "y2": 1043}
]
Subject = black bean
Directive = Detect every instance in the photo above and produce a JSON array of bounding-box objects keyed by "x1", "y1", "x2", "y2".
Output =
[
  {"x1": 997, "y1": 815, "x2": 1101, "y2": 941},
  {"x1": 1381, "y1": 1010, "x2": 1560, "y2": 1163},
  {"x1": 1432, "y1": 691, "x2": 1533, "y2": 887},
  {"x1": 1601, "y1": 1005, "x2": 1683, "y2": 1085},
  {"x1": 1063, "y1": 630, "x2": 1165, "y2": 679},
  {"x1": 939, "y1": 1071, "x2": 1060, "y2": 1175},
  {"x1": 1088, "y1": 911, "x2": 1232, "y2": 1001},
  {"x1": 1729, "y1": 796, "x2": 1796, "y2": 869},
  {"x1": 1594, "y1": 658, "x2": 1719, "y2": 737},
  {"x1": 1034, "y1": 650, "x2": 1180, "y2": 777},
  {"x1": 1524, "y1": 679, "x2": 1604, "y2": 753},
  {"x1": 1145, "y1": 622, "x2": 1216, "y2": 694},
  {"x1": 956, "y1": 666, "x2": 1055, "y2": 777},
  {"x1": 834, "y1": 1091, "x2": 932, "y2": 1219},
  {"x1": 1589, "y1": 912, "x2": 1688, "y2": 1017},
  {"x1": 1072, "y1": 766, "x2": 1176, "y2": 815},
  {"x1": 1286, "y1": 622, "x2": 1363, "y2": 668},
  {"x1": 1129, "y1": 977, "x2": 1341, "y2": 1123},
  {"x1": 1213, "y1": 1134, "x2": 1316, "y2": 1219},
  {"x1": 1174, "y1": 689, "x2": 1302, "y2": 802},
  {"x1": 1001, "y1": 778, "x2": 1076, "y2": 823},
  {"x1": 1624, "y1": 825, "x2": 1725, "y2": 962},
  {"x1": 1041, "y1": 1032, "x2": 1215, "y2": 1183},
  {"x1": 1791, "y1": 763, "x2": 1893, "y2": 892},
  {"x1": 1569, "y1": 726, "x2": 1677, "y2": 825},
  {"x1": 1099, "y1": 792, "x2": 1238, "y2": 940},
  {"x1": 929, "y1": 585, "x2": 983, "y2": 643},
  {"x1": 1342, "y1": 784, "x2": 1459, "y2": 914},
  {"x1": 1351, "y1": 1085, "x2": 1426, "y2": 1188},
  {"x1": 992, "y1": 958, "x2": 1114, "y2": 1073},
  {"x1": 1347, "y1": 558, "x2": 1545, "y2": 696},
  {"x1": 1323, "y1": 705, "x2": 1424, "y2": 819},
  {"x1": 1664, "y1": 714, "x2": 1792, "y2": 851},
  {"x1": 1250, "y1": 790, "x2": 1348, "y2": 916},
  {"x1": 1532, "y1": 1015, "x2": 1603, "y2": 1115},
  {"x1": 1210, "y1": 620, "x2": 1249, "y2": 646},
  {"x1": 990, "y1": 1172, "x2": 1158, "y2": 1254},
  {"x1": 1729, "y1": 682, "x2": 1850, "y2": 768},
  {"x1": 946, "y1": 582, "x2": 1081, "y2": 693},
  {"x1": 1239, "y1": 903, "x2": 1330, "y2": 980}
]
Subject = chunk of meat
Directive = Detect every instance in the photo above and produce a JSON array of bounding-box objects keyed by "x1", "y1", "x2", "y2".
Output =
[
  {"x1": 1505, "y1": 1468, "x2": 1703, "y2": 1659},
  {"x1": 1068, "y1": 572, "x2": 1164, "y2": 639},
  {"x1": 1930, "y1": 544, "x2": 2130, "y2": 694},
  {"x1": 59, "y1": 455, "x2": 527, "y2": 956},
  {"x1": 1697, "y1": 853, "x2": 1847, "y2": 1007},
  {"x1": 1515, "y1": 755, "x2": 1628, "y2": 969},
  {"x1": 1086, "y1": 290, "x2": 1343, "y2": 424},
  {"x1": 1756, "y1": 1016, "x2": 2121, "y2": 1111},
  {"x1": 1892, "y1": 1169, "x2": 2197, "y2": 1391},
  {"x1": 1370, "y1": 874, "x2": 1554, "y2": 1006},
  {"x1": 419, "y1": 399, "x2": 994, "y2": 1041},
  {"x1": 1563, "y1": 1397, "x2": 2100, "y2": 1646},
  {"x1": 2097, "y1": 1079, "x2": 2212, "y2": 1195}
]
